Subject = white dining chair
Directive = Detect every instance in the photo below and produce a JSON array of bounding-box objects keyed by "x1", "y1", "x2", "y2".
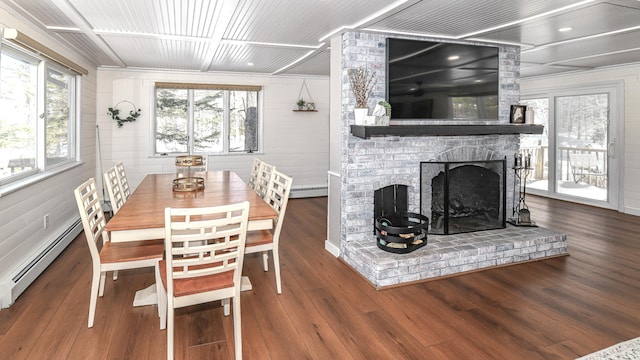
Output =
[
  {"x1": 115, "y1": 162, "x2": 131, "y2": 199},
  {"x1": 156, "y1": 201, "x2": 250, "y2": 360},
  {"x1": 245, "y1": 170, "x2": 292, "y2": 294},
  {"x1": 103, "y1": 165, "x2": 125, "y2": 215},
  {"x1": 73, "y1": 178, "x2": 164, "y2": 328},
  {"x1": 103, "y1": 165, "x2": 127, "y2": 281},
  {"x1": 255, "y1": 161, "x2": 276, "y2": 199},
  {"x1": 247, "y1": 158, "x2": 262, "y2": 191}
]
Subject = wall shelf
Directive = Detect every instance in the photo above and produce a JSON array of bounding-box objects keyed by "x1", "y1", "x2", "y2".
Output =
[
  {"x1": 350, "y1": 124, "x2": 544, "y2": 139},
  {"x1": 292, "y1": 109, "x2": 318, "y2": 112}
]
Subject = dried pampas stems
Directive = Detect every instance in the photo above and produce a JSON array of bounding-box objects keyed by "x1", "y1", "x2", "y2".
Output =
[{"x1": 348, "y1": 67, "x2": 377, "y2": 108}]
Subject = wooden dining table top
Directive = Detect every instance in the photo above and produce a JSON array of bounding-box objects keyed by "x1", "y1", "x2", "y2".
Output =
[{"x1": 106, "y1": 171, "x2": 277, "y2": 234}]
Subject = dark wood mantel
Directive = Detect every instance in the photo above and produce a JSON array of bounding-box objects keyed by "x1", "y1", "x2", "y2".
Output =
[{"x1": 350, "y1": 124, "x2": 544, "y2": 139}]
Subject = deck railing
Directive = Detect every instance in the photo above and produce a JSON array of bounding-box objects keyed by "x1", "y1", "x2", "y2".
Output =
[{"x1": 519, "y1": 146, "x2": 607, "y2": 188}]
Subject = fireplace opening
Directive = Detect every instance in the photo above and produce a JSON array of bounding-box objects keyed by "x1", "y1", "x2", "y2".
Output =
[
  {"x1": 374, "y1": 184, "x2": 429, "y2": 254},
  {"x1": 421, "y1": 159, "x2": 506, "y2": 235}
]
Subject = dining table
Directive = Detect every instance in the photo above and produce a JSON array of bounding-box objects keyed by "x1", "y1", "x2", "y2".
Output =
[{"x1": 105, "y1": 170, "x2": 278, "y2": 305}]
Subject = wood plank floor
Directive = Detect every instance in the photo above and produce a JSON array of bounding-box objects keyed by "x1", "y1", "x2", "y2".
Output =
[{"x1": 1, "y1": 195, "x2": 640, "y2": 359}]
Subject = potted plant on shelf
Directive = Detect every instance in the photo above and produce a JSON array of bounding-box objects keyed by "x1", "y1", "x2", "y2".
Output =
[
  {"x1": 348, "y1": 66, "x2": 377, "y2": 125},
  {"x1": 372, "y1": 100, "x2": 391, "y2": 126},
  {"x1": 378, "y1": 101, "x2": 391, "y2": 117},
  {"x1": 296, "y1": 98, "x2": 306, "y2": 110}
]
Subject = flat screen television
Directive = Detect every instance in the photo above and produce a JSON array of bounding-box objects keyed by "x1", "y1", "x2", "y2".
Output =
[{"x1": 386, "y1": 38, "x2": 499, "y2": 121}]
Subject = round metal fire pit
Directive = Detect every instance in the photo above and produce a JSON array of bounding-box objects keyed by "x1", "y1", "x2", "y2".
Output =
[{"x1": 375, "y1": 212, "x2": 429, "y2": 254}]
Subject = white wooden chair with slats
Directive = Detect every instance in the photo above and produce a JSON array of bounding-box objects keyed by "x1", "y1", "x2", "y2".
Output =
[
  {"x1": 247, "y1": 158, "x2": 262, "y2": 192},
  {"x1": 245, "y1": 170, "x2": 292, "y2": 294},
  {"x1": 156, "y1": 201, "x2": 250, "y2": 360},
  {"x1": 103, "y1": 165, "x2": 127, "y2": 281},
  {"x1": 115, "y1": 162, "x2": 131, "y2": 200},
  {"x1": 104, "y1": 165, "x2": 125, "y2": 215},
  {"x1": 255, "y1": 161, "x2": 276, "y2": 199},
  {"x1": 73, "y1": 178, "x2": 164, "y2": 328}
]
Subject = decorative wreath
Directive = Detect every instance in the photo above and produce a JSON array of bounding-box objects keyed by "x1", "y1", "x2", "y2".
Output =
[{"x1": 108, "y1": 100, "x2": 141, "y2": 128}]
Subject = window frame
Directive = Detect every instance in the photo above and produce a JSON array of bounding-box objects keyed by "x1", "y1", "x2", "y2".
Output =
[
  {"x1": 44, "y1": 62, "x2": 77, "y2": 170},
  {"x1": 152, "y1": 82, "x2": 262, "y2": 156},
  {"x1": 0, "y1": 40, "x2": 81, "y2": 192},
  {"x1": 521, "y1": 81, "x2": 623, "y2": 210}
]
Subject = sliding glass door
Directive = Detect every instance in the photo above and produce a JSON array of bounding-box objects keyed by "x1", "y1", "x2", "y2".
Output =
[
  {"x1": 521, "y1": 85, "x2": 619, "y2": 208},
  {"x1": 555, "y1": 94, "x2": 609, "y2": 201}
]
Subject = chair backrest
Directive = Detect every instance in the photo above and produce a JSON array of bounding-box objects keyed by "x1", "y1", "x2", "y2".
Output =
[
  {"x1": 247, "y1": 158, "x2": 262, "y2": 191},
  {"x1": 73, "y1": 178, "x2": 108, "y2": 265},
  {"x1": 163, "y1": 201, "x2": 250, "y2": 297},
  {"x1": 103, "y1": 165, "x2": 125, "y2": 214},
  {"x1": 255, "y1": 162, "x2": 276, "y2": 199},
  {"x1": 115, "y1": 162, "x2": 131, "y2": 199},
  {"x1": 264, "y1": 170, "x2": 293, "y2": 242}
]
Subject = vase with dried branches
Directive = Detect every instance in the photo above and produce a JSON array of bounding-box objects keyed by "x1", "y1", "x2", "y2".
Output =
[{"x1": 348, "y1": 66, "x2": 377, "y2": 125}]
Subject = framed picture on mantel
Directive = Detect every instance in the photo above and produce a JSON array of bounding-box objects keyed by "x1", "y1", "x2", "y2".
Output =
[{"x1": 510, "y1": 105, "x2": 526, "y2": 124}]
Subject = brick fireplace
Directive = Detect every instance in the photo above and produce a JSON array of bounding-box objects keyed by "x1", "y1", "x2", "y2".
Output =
[
  {"x1": 338, "y1": 134, "x2": 570, "y2": 288},
  {"x1": 335, "y1": 31, "x2": 568, "y2": 288}
]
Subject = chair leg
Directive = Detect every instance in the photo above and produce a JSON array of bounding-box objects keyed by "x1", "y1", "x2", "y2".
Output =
[
  {"x1": 155, "y1": 262, "x2": 167, "y2": 330},
  {"x1": 98, "y1": 271, "x2": 107, "y2": 297},
  {"x1": 273, "y1": 249, "x2": 282, "y2": 294},
  {"x1": 113, "y1": 270, "x2": 119, "y2": 281},
  {"x1": 167, "y1": 306, "x2": 174, "y2": 360},
  {"x1": 222, "y1": 298, "x2": 230, "y2": 316},
  {"x1": 261, "y1": 251, "x2": 269, "y2": 272},
  {"x1": 88, "y1": 270, "x2": 101, "y2": 328},
  {"x1": 233, "y1": 295, "x2": 242, "y2": 360}
]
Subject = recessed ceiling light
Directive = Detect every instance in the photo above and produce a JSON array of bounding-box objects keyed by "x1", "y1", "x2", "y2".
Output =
[
  {"x1": 247, "y1": 62, "x2": 254, "y2": 66},
  {"x1": 448, "y1": 55, "x2": 460, "y2": 61},
  {"x1": 558, "y1": 27, "x2": 573, "y2": 32}
]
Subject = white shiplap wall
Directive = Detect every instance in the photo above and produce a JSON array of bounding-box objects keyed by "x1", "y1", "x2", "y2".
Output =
[
  {"x1": 521, "y1": 64, "x2": 640, "y2": 216},
  {"x1": 96, "y1": 69, "x2": 329, "y2": 198},
  {"x1": 0, "y1": 8, "x2": 97, "y2": 302}
]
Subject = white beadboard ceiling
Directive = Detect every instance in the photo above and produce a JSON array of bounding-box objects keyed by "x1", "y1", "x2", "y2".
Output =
[{"x1": 1, "y1": 0, "x2": 640, "y2": 78}]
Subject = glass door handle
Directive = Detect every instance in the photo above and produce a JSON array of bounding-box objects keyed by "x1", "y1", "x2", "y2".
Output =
[{"x1": 608, "y1": 138, "x2": 615, "y2": 158}]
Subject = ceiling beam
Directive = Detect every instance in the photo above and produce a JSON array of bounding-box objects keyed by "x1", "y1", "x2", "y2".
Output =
[
  {"x1": 199, "y1": 0, "x2": 240, "y2": 72},
  {"x1": 50, "y1": 0, "x2": 126, "y2": 68}
]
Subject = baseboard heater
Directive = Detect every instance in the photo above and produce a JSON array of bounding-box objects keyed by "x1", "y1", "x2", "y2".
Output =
[
  {"x1": 0, "y1": 218, "x2": 82, "y2": 309},
  {"x1": 290, "y1": 184, "x2": 327, "y2": 198}
]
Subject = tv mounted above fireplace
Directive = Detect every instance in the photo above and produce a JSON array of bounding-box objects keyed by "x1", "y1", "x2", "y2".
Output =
[{"x1": 386, "y1": 38, "x2": 499, "y2": 121}]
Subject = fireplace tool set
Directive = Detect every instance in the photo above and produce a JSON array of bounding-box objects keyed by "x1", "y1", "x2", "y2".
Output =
[{"x1": 509, "y1": 152, "x2": 537, "y2": 227}]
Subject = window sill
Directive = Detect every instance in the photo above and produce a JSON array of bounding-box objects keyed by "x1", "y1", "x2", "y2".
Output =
[
  {"x1": 151, "y1": 152, "x2": 264, "y2": 158},
  {"x1": 0, "y1": 161, "x2": 84, "y2": 198}
]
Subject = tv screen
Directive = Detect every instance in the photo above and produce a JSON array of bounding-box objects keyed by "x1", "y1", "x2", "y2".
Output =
[{"x1": 386, "y1": 38, "x2": 499, "y2": 121}]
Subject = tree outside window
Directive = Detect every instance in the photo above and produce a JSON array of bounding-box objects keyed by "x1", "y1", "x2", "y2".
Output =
[
  {"x1": 0, "y1": 51, "x2": 37, "y2": 180},
  {"x1": 154, "y1": 84, "x2": 259, "y2": 155},
  {"x1": 0, "y1": 46, "x2": 78, "y2": 185}
]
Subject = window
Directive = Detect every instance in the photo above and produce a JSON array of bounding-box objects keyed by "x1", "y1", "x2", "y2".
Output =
[
  {"x1": 154, "y1": 83, "x2": 261, "y2": 155},
  {"x1": 0, "y1": 42, "x2": 78, "y2": 186},
  {"x1": 45, "y1": 67, "x2": 75, "y2": 167}
]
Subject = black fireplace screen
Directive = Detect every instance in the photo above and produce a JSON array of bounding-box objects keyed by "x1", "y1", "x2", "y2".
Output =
[{"x1": 421, "y1": 159, "x2": 506, "y2": 235}]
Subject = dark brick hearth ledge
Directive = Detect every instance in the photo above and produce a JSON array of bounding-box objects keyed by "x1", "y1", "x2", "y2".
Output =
[{"x1": 350, "y1": 124, "x2": 544, "y2": 139}]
